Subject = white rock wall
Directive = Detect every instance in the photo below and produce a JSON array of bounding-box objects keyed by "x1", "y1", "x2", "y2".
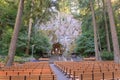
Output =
[{"x1": 35, "y1": 12, "x2": 82, "y2": 54}]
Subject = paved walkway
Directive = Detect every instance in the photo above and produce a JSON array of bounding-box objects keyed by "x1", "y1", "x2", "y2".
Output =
[{"x1": 50, "y1": 64, "x2": 69, "y2": 80}]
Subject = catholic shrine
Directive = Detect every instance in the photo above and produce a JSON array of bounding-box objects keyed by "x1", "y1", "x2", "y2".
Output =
[{"x1": 51, "y1": 42, "x2": 64, "y2": 55}]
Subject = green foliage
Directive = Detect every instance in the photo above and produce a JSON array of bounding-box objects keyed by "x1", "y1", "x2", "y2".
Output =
[
  {"x1": 0, "y1": 26, "x2": 27, "y2": 56},
  {"x1": 14, "y1": 56, "x2": 25, "y2": 63},
  {"x1": 16, "y1": 27, "x2": 28, "y2": 56},
  {"x1": 76, "y1": 0, "x2": 120, "y2": 58},
  {"x1": 0, "y1": 0, "x2": 17, "y2": 28},
  {"x1": 14, "y1": 56, "x2": 32, "y2": 63},
  {"x1": 117, "y1": 26, "x2": 120, "y2": 45},
  {"x1": 78, "y1": 0, "x2": 91, "y2": 8},
  {"x1": 101, "y1": 51, "x2": 114, "y2": 60},
  {"x1": 0, "y1": 27, "x2": 13, "y2": 55},
  {"x1": 113, "y1": 1, "x2": 120, "y2": 46},
  {"x1": 31, "y1": 29, "x2": 52, "y2": 54},
  {"x1": 29, "y1": 29, "x2": 52, "y2": 59},
  {"x1": 24, "y1": 0, "x2": 54, "y2": 25},
  {"x1": 75, "y1": 31, "x2": 94, "y2": 57},
  {"x1": 74, "y1": 6, "x2": 95, "y2": 57},
  {"x1": 16, "y1": 26, "x2": 51, "y2": 58},
  {"x1": 0, "y1": 25, "x2": 51, "y2": 58},
  {"x1": 0, "y1": 0, "x2": 17, "y2": 55},
  {"x1": 0, "y1": 0, "x2": 52, "y2": 58},
  {"x1": 0, "y1": 56, "x2": 6, "y2": 63}
]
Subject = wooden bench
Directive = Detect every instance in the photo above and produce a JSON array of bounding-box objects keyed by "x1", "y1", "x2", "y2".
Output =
[
  {"x1": 83, "y1": 57, "x2": 96, "y2": 61},
  {"x1": 0, "y1": 62, "x2": 56, "y2": 80},
  {"x1": 54, "y1": 61, "x2": 120, "y2": 80},
  {"x1": 39, "y1": 58, "x2": 49, "y2": 61}
]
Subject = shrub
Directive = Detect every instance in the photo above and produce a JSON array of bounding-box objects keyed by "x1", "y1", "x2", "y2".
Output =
[
  {"x1": 0, "y1": 56, "x2": 6, "y2": 63},
  {"x1": 101, "y1": 51, "x2": 114, "y2": 60}
]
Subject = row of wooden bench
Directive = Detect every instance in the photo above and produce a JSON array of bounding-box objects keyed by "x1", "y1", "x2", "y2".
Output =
[
  {"x1": 0, "y1": 74, "x2": 56, "y2": 80},
  {"x1": 55, "y1": 61, "x2": 120, "y2": 72},
  {"x1": 0, "y1": 62, "x2": 56, "y2": 80},
  {"x1": 1, "y1": 62, "x2": 51, "y2": 71},
  {"x1": 54, "y1": 61, "x2": 120, "y2": 80}
]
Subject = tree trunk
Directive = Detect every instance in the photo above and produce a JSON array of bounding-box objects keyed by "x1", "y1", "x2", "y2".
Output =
[
  {"x1": 25, "y1": 0, "x2": 34, "y2": 55},
  {"x1": 5, "y1": 0, "x2": 24, "y2": 66},
  {"x1": 25, "y1": 18, "x2": 32, "y2": 55},
  {"x1": 90, "y1": 0, "x2": 100, "y2": 60},
  {"x1": 96, "y1": 0, "x2": 102, "y2": 53},
  {"x1": 106, "y1": 0, "x2": 120, "y2": 63},
  {"x1": 97, "y1": 32, "x2": 102, "y2": 52},
  {"x1": 103, "y1": 0, "x2": 111, "y2": 52}
]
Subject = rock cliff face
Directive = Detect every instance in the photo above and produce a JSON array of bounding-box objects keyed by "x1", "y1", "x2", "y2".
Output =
[{"x1": 35, "y1": 12, "x2": 82, "y2": 55}]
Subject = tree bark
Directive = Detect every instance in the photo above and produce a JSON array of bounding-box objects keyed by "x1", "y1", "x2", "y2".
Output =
[
  {"x1": 5, "y1": 0, "x2": 24, "y2": 66},
  {"x1": 25, "y1": 0, "x2": 34, "y2": 55},
  {"x1": 106, "y1": 0, "x2": 120, "y2": 63},
  {"x1": 25, "y1": 18, "x2": 32, "y2": 55},
  {"x1": 103, "y1": 0, "x2": 111, "y2": 52},
  {"x1": 96, "y1": 0, "x2": 102, "y2": 53},
  {"x1": 90, "y1": 0, "x2": 100, "y2": 60}
]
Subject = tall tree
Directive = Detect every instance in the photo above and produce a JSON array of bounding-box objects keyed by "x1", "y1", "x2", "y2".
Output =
[
  {"x1": 106, "y1": 0, "x2": 120, "y2": 63},
  {"x1": 89, "y1": 0, "x2": 100, "y2": 60},
  {"x1": 25, "y1": 0, "x2": 34, "y2": 55},
  {"x1": 24, "y1": 0, "x2": 54, "y2": 55},
  {"x1": 5, "y1": 0, "x2": 24, "y2": 66},
  {"x1": 103, "y1": 0, "x2": 111, "y2": 52}
]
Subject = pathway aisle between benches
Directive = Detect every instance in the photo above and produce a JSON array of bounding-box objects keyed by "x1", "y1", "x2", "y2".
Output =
[{"x1": 50, "y1": 64, "x2": 69, "y2": 80}]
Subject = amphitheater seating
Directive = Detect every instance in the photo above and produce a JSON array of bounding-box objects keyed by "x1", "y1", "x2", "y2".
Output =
[
  {"x1": 0, "y1": 62, "x2": 56, "y2": 80},
  {"x1": 1, "y1": 60, "x2": 120, "y2": 80},
  {"x1": 54, "y1": 61, "x2": 120, "y2": 80}
]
